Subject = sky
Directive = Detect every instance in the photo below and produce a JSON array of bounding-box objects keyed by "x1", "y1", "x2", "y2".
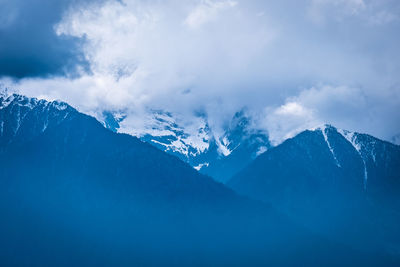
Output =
[{"x1": 1, "y1": 0, "x2": 400, "y2": 144}]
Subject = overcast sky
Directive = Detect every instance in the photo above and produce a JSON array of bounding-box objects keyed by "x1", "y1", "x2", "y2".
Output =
[{"x1": 1, "y1": 0, "x2": 399, "y2": 144}]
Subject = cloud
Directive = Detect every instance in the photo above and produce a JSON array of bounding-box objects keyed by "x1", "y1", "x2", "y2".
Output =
[
  {"x1": 0, "y1": 0, "x2": 102, "y2": 78},
  {"x1": 313, "y1": 0, "x2": 366, "y2": 13},
  {"x1": 1, "y1": 0, "x2": 400, "y2": 144},
  {"x1": 262, "y1": 102, "x2": 316, "y2": 145},
  {"x1": 184, "y1": 0, "x2": 237, "y2": 29},
  {"x1": 369, "y1": 10, "x2": 399, "y2": 25},
  {"x1": 263, "y1": 85, "x2": 400, "y2": 144},
  {"x1": 308, "y1": 0, "x2": 400, "y2": 25},
  {"x1": 47, "y1": 0, "x2": 276, "y2": 115}
]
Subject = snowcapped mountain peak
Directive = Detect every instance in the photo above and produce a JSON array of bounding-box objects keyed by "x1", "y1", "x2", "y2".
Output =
[
  {"x1": 0, "y1": 94, "x2": 75, "y2": 147},
  {"x1": 312, "y1": 124, "x2": 380, "y2": 157},
  {"x1": 230, "y1": 122, "x2": 400, "y2": 211},
  {"x1": 311, "y1": 123, "x2": 336, "y2": 132},
  {"x1": 0, "y1": 86, "x2": 14, "y2": 99},
  {"x1": 100, "y1": 108, "x2": 271, "y2": 182},
  {"x1": 0, "y1": 94, "x2": 35, "y2": 110},
  {"x1": 308, "y1": 124, "x2": 399, "y2": 190},
  {"x1": 104, "y1": 109, "x2": 212, "y2": 159},
  {"x1": 139, "y1": 110, "x2": 211, "y2": 158},
  {"x1": 0, "y1": 94, "x2": 71, "y2": 112}
]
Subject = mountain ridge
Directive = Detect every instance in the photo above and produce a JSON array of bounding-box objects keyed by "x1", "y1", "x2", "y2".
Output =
[
  {"x1": 0, "y1": 93, "x2": 369, "y2": 265},
  {"x1": 229, "y1": 124, "x2": 400, "y2": 257},
  {"x1": 102, "y1": 108, "x2": 271, "y2": 183}
]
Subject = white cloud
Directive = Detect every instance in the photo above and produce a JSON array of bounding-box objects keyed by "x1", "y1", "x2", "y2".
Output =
[
  {"x1": 263, "y1": 84, "x2": 400, "y2": 144},
  {"x1": 184, "y1": 0, "x2": 237, "y2": 29},
  {"x1": 308, "y1": 0, "x2": 366, "y2": 24},
  {"x1": 2, "y1": 0, "x2": 400, "y2": 144},
  {"x1": 262, "y1": 102, "x2": 316, "y2": 145},
  {"x1": 315, "y1": 0, "x2": 366, "y2": 13},
  {"x1": 308, "y1": 0, "x2": 400, "y2": 25},
  {"x1": 368, "y1": 10, "x2": 399, "y2": 25}
]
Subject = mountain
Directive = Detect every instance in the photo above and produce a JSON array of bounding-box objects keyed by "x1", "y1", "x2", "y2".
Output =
[
  {"x1": 229, "y1": 125, "x2": 400, "y2": 257},
  {"x1": 102, "y1": 109, "x2": 270, "y2": 183},
  {"x1": 201, "y1": 111, "x2": 271, "y2": 183},
  {"x1": 0, "y1": 93, "x2": 72, "y2": 148},
  {"x1": 392, "y1": 133, "x2": 400, "y2": 145},
  {"x1": 0, "y1": 95, "x2": 369, "y2": 265}
]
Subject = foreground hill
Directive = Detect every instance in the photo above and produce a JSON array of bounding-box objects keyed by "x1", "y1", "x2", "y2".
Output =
[
  {"x1": 0, "y1": 94, "x2": 374, "y2": 265},
  {"x1": 229, "y1": 125, "x2": 400, "y2": 258}
]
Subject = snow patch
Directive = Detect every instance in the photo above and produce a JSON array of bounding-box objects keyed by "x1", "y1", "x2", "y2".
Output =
[
  {"x1": 363, "y1": 163, "x2": 368, "y2": 191},
  {"x1": 318, "y1": 125, "x2": 341, "y2": 167},
  {"x1": 216, "y1": 136, "x2": 232, "y2": 156},
  {"x1": 256, "y1": 146, "x2": 268, "y2": 156},
  {"x1": 194, "y1": 162, "x2": 209, "y2": 171},
  {"x1": 338, "y1": 129, "x2": 361, "y2": 152},
  {"x1": 338, "y1": 128, "x2": 368, "y2": 190},
  {"x1": 51, "y1": 101, "x2": 68, "y2": 111},
  {"x1": 0, "y1": 94, "x2": 15, "y2": 110}
]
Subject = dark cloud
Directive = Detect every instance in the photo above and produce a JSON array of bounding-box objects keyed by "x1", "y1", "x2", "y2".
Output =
[{"x1": 0, "y1": 0, "x2": 99, "y2": 78}]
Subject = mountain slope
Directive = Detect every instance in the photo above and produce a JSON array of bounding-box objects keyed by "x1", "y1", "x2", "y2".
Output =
[
  {"x1": 0, "y1": 95, "x2": 368, "y2": 265},
  {"x1": 229, "y1": 125, "x2": 400, "y2": 257}
]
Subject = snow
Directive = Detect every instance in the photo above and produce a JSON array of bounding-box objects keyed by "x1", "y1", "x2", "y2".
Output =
[
  {"x1": 0, "y1": 94, "x2": 15, "y2": 110},
  {"x1": 337, "y1": 129, "x2": 359, "y2": 153},
  {"x1": 106, "y1": 108, "x2": 269, "y2": 163},
  {"x1": 150, "y1": 139, "x2": 168, "y2": 148},
  {"x1": 193, "y1": 162, "x2": 209, "y2": 171},
  {"x1": 117, "y1": 110, "x2": 211, "y2": 158},
  {"x1": 216, "y1": 136, "x2": 232, "y2": 156},
  {"x1": 0, "y1": 94, "x2": 72, "y2": 139},
  {"x1": 170, "y1": 138, "x2": 191, "y2": 157},
  {"x1": 256, "y1": 146, "x2": 268, "y2": 156},
  {"x1": 14, "y1": 107, "x2": 21, "y2": 135},
  {"x1": 363, "y1": 164, "x2": 368, "y2": 191},
  {"x1": 113, "y1": 111, "x2": 126, "y2": 121},
  {"x1": 0, "y1": 94, "x2": 58, "y2": 112},
  {"x1": 337, "y1": 128, "x2": 368, "y2": 190},
  {"x1": 318, "y1": 125, "x2": 341, "y2": 167},
  {"x1": 51, "y1": 101, "x2": 68, "y2": 111},
  {"x1": 42, "y1": 122, "x2": 48, "y2": 132}
]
